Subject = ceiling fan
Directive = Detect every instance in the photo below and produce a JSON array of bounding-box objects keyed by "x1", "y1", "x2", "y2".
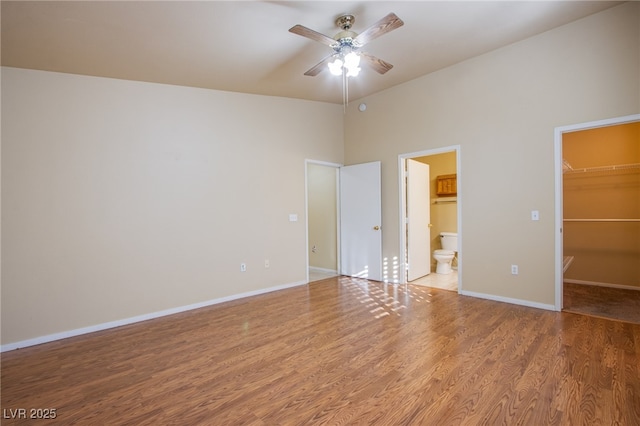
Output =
[{"x1": 289, "y1": 12, "x2": 404, "y2": 77}]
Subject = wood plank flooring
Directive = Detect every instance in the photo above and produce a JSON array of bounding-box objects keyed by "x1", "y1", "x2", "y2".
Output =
[{"x1": 2, "y1": 276, "x2": 639, "y2": 425}]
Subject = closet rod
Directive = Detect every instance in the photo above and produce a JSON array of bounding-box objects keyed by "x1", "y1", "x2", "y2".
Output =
[
  {"x1": 563, "y1": 162, "x2": 640, "y2": 174},
  {"x1": 563, "y1": 219, "x2": 640, "y2": 222},
  {"x1": 433, "y1": 197, "x2": 457, "y2": 204}
]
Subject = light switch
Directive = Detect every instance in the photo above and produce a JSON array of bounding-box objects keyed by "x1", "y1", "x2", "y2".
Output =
[
  {"x1": 289, "y1": 214, "x2": 298, "y2": 222},
  {"x1": 531, "y1": 210, "x2": 540, "y2": 221}
]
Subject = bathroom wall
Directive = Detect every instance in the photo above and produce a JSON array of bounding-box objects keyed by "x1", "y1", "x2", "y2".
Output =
[
  {"x1": 563, "y1": 121, "x2": 640, "y2": 288},
  {"x1": 307, "y1": 163, "x2": 338, "y2": 272},
  {"x1": 414, "y1": 151, "x2": 457, "y2": 270}
]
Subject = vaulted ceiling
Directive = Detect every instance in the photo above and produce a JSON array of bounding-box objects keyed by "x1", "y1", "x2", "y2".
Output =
[{"x1": 1, "y1": 1, "x2": 622, "y2": 104}]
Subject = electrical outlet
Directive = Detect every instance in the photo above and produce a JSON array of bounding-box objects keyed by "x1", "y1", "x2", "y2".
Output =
[
  {"x1": 264, "y1": 260, "x2": 270, "y2": 268},
  {"x1": 240, "y1": 263, "x2": 247, "y2": 272},
  {"x1": 511, "y1": 265, "x2": 518, "y2": 275}
]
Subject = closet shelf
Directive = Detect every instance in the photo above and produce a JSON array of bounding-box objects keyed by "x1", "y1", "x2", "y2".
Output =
[
  {"x1": 563, "y1": 162, "x2": 640, "y2": 175},
  {"x1": 564, "y1": 219, "x2": 640, "y2": 222}
]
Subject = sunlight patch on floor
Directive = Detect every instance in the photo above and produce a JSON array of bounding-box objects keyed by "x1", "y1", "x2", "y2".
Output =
[{"x1": 339, "y1": 276, "x2": 434, "y2": 319}]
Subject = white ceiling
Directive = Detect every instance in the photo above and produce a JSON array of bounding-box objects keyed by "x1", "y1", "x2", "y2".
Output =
[{"x1": 1, "y1": 1, "x2": 623, "y2": 104}]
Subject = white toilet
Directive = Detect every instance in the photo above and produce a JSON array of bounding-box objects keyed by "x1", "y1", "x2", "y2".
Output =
[{"x1": 433, "y1": 232, "x2": 458, "y2": 274}]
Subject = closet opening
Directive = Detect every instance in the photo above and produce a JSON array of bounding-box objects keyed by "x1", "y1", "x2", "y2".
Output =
[{"x1": 554, "y1": 114, "x2": 640, "y2": 322}]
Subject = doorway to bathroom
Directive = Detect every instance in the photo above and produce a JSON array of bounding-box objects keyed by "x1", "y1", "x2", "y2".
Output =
[
  {"x1": 554, "y1": 114, "x2": 640, "y2": 321},
  {"x1": 399, "y1": 146, "x2": 461, "y2": 292}
]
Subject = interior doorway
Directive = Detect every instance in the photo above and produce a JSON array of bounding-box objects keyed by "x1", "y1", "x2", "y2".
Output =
[
  {"x1": 399, "y1": 146, "x2": 461, "y2": 291},
  {"x1": 306, "y1": 159, "x2": 385, "y2": 283},
  {"x1": 554, "y1": 114, "x2": 640, "y2": 316},
  {"x1": 305, "y1": 160, "x2": 340, "y2": 283}
]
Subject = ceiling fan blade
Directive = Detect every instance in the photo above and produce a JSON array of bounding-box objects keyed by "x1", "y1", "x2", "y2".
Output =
[
  {"x1": 354, "y1": 13, "x2": 404, "y2": 46},
  {"x1": 303, "y1": 55, "x2": 334, "y2": 76},
  {"x1": 360, "y1": 52, "x2": 394, "y2": 75},
  {"x1": 289, "y1": 25, "x2": 336, "y2": 47}
]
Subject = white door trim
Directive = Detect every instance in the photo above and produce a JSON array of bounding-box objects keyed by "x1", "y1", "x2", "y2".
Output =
[
  {"x1": 398, "y1": 145, "x2": 462, "y2": 287},
  {"x1": 553, "y1": 114, "x2": 640, "y2": 311},
  {"x1": 305, "y1": 159, "x2": 342, "y2": 284}
]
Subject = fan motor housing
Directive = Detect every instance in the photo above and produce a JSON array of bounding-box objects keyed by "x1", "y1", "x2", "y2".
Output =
[{"x1": 335, "y1": 14, "x2": 355, "y2": 30}]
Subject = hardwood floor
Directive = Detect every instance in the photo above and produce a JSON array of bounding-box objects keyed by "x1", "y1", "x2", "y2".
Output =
[{"x1": 2, "y1": 276, "x2": 639, "y2": 425}]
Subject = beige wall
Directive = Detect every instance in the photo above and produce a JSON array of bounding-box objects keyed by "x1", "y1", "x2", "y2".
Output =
[
  {"x1": 344, "y1": 2, "x2": 639, "y2": 307},
  {"x1": 307, "y1": 163, "x2": 338, "y2": 271},
  {"x1": 1, "y1": 68, "x2": 343, "y2": 345},
  {"x1": 563, "y1": 122, "x2": 640, "y2": 287},
  {"x1": 2, "y1": 2, "x2": 639, "y2": 347}
]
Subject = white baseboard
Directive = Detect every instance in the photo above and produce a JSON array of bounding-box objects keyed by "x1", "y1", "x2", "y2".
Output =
[
  {"x1": 460, "y1": 290, "x2": 556, "y2": 312},
  {"x1": 564, "y1": 279, "x2": 640, "y2": 291},
  {"x1": 1, "y1": 280, "x2": 307, "y2": 353},
  {"x1": 309, "y1": 266, "x2": 338, "y2": 274}
]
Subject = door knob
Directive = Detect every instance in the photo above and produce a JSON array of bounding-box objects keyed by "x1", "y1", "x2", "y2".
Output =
[
  {"x1": 373, "y1": 226, "x2": 380, "y2": 231},
  {"x1": 428, "y1": 223, "x2": 433, "y2": 228}
]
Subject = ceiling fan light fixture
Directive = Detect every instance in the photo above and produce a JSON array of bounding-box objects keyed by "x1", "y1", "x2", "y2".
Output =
[
  {"x1": 327, "y1": 51, "x2": 361, "y2": 77},
  {"x1": 328, "y1": 58, "x2": 344, "y2": 76},
  {"x1": 346, "y1": 65, "x2": 361, "y2": 77},
  {"x1": 344, "y1": 51, "x2": 360, "y2": 69},
  {"x1": 290, "y1": 12, "x2": 404, "y2": 108}
]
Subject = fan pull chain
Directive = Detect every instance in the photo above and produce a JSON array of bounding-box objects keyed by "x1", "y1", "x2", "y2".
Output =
[
  {"x1": 343, "y1": 70, "x2": 346, "y2": 113},
  {"x1": 342, "y1": 68, "x2": 348, "y2": 113}
]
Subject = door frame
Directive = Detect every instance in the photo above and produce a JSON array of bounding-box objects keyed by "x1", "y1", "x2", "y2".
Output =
[
  {"x1": 553, "y1": 113, "x2": 640, "y2": 311},
  {"x1": 305, "y1": 159, "x2": 342, "y2": 283},
  {"x1": 398, "y1": 145, "x2": 462, "y2": 286}
]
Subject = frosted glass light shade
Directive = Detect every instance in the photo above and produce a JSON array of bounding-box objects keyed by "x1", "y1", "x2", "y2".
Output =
[
  {"x1": 346, "y1": 66, "x2": 361, "y2": 77},
  {"x1": 344, "y1": 52, "x2": 360, "y2": 69}
]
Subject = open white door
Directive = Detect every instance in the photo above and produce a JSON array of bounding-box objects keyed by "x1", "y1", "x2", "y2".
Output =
[
  {"x1": 340, "y1": 162, "x2": 382, "y2": 281},
  {"x1": 406, "y1": 159, "x2": 431, "y2": 281}
]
